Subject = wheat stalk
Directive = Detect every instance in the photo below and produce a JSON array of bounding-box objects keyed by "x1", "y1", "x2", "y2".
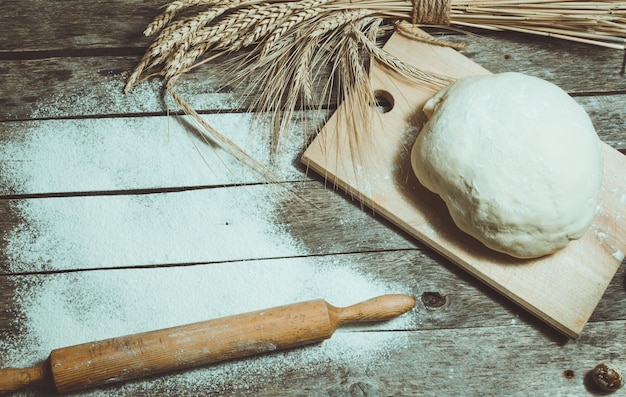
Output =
[
  {"x1": 162, "y1": 4, "x2": 267, "y2": 86},
  {"x1": 145, "y1": 0, "x2": 233, "y2": 36},
  {"x1": 126, "y1": 0, "x2": 626, "y2": 178},
  {"x1": 338, "y1": 19, "x2": 378, "y2": 166},
  {"x1": 260, "y1": 0, "x2": 331, "y2": 56},
  {"x1": 125, "y1": 7, "x2": 229, "y2": 92}
]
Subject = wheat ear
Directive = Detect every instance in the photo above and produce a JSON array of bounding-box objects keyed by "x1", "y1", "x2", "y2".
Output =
[
  {"x1": 163, "y1": 4, "x2": 266, "y2": 86},
  {"x1": 144, "y1": 0, "x2": 225, "y2": 36},
  {"x1": 126, "y1": 9, "x2": 222, "y2": 92},
  {"x1": 259, "y1": 0, "x2": 332, "y2": 56},
  {"x1": 167, "y1": 86, "x2": 284, "y2": 182}
]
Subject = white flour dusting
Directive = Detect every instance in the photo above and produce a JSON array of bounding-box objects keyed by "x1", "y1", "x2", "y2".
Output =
[
  {"x1": 5, "y1": 72, "x2": 323, "y2": 195},
  {"x1": 0, "y1": 116, "x2": 245, "y2": 194},
  {"x1": 3, "y1": 256, "x2": 412, "y2": 361},
  {"x1": 4, "y1": 187, "x2": 307, "y2": 272},
  {"x1": 0, "y1": 76, "x2": 415, "y2": 395},
  {"x1": 29, "y1": 73, "x2": 238, "y2": 120},
  {"x1": 2, "y1": 242, "x2": 413, "y2": 395},
  {"x1": 0, "y1": 113, "x2": 305, "y2": 195}
]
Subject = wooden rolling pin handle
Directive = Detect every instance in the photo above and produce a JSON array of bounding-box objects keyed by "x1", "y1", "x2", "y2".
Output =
[
  {"x1": 0, "y1": 294, "x2": 415, "y2": 395},
  {"x1": 331, "y1": 294, "x2": 416, "y2": 326},
  {"x1": 0, "y1": 361, "x2": 48, "y2": 394}
]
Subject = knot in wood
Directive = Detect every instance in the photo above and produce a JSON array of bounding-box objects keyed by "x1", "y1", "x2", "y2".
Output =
[
  {"x1": 412, "y1": 0, "x2": 451, "y2": 25},
  {"x1": 420, "y1": 291, "x2": 447, "y2": 309}
]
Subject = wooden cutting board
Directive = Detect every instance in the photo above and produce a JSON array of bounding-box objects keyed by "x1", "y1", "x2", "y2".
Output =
[{"x1": 301, "y1": 31, "x2": 626, "y2": 338}]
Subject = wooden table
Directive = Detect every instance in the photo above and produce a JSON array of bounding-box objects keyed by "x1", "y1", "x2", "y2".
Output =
[{"x1": 1, "y1": 2, "x2": 625, "y2": 396}]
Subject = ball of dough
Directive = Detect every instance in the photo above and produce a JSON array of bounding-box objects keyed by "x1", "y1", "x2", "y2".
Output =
[{"x1": 411, "y1": 72, "x2": 603, "y2": 259}]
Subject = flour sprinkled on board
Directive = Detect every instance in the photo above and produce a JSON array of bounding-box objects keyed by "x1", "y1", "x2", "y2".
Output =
[
  {"x1": 1, "y1": 71, "x2": 322, "y2": 196},
  {"x1": 2, "y1": 185, "x2": 413, "y2": 394},
  {"x1": 3, "y1": 256, "x2": 411, "y2": 359},
  {"x1": 2, "y1": 257, "x2": 411, "y2": 395},
  {"x1": 3, "y1": 187, "x2": 306, "y2": 272},
  {"x1": 1, "y1": 73, "x2": 414, "y2": 395},
  {"x1": 0, "y1": 115, "x2": 304, "y2": 195},
  {"x1": 29, "y1": 73, "x2": 238, "y2": 120}
]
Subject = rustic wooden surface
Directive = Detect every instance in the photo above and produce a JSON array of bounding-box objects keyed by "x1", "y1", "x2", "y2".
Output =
[{"x1": 0, "y1": 1, "x2": 625, "y2": 396}]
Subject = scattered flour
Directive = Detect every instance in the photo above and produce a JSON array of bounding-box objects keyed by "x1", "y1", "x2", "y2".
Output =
[
  {"x1": 29, "y1": 73, "x2": 238, "y2": 120},
  {"x1": 0, "y1": 75, "x2": 414, "y2": 395},
  {"x1": 0, "y1": 113, "x2": 306, "y2": 195},
  {"x1": 4, "y1": 72, "x2": 324, "y2": 195},
  {"x1": 0, "y1": 116, "x2": 244, "y2": 194},
  {"x1": 3, "y1": 257, "x2": 412, "y2": 362},
  {"x1": 2, "y1": 250, "x2": 413, "y2": 395},
  {"x1": 3, "y1": 187, "x2": 307, "y2": 272},
  {"x1": 594, "y1": 229, "x2": 609, "y2": 244}
]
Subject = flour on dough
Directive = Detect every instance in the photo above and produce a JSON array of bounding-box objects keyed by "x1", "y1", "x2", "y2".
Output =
[{"x1": 411, "y1": 72, "x2": 604, "y2": 259}]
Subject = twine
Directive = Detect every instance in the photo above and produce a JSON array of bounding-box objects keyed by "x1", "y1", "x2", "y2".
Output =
[{"x1": 412, "y1": 0, "x2": 451, "y2": 25}]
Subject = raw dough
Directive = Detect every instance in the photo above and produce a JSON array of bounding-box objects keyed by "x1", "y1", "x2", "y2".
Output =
[{"x1": 411, "y1": 72, "x2": 603, "y2": 259}]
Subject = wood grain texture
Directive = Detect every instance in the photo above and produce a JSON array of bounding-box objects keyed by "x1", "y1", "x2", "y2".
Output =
[
  {"x1": 1, "y1": 0, "x2": 624, "y2": 99},
  {"x1": 0, "y1": 1, "x2": 155, "y2": 53},
  {"x1": 1, "y1": 1, "x2": 625, "y2": 396},
  {"x1": 3, "y1": 248, "x2": 621, "y2": 339},
  {"x1": 0, "y1": 56, "x2": 248, "y2": 122},
  {"x1": 0, "y1": 108, "x2": 622, "y2": 197},
  {"x1": 1, "y1": 321, "x2": 624, "y2": 396},
  {"x1": 1, "y1": 39, "x2": 625, "y2": 122},
  {"x1": 1, "y1": 258, "x2": 623, "y2": 394},
  {"x1": 0, "y1": 183, "x2": 408, "y2": 273},
  {"x1": 451, "y1": 31, "x2": 626, "y2": 94}
]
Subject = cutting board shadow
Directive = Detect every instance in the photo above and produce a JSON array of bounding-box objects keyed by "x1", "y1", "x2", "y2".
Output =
[{"x1": 302, "y1": 30, "x2": 626, "y2": 338}]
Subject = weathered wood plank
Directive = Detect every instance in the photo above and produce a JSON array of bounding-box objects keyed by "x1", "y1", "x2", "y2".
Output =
[
  {"x1": 0, "y1": 251, "x2": 514, "y2": 336},
  {"x1": 0, "y1": 105, "x2": 623, "y2": 197},
  {"x1": 2, "y1": 0, "x2": 625, "y2": 99},
  {"x1": 0, "y1": 113, "x2": 317, "y2": 195},
  {"x1": 0, "y1": 56, "x2": 245, "y2": 122},
  {"x1": 3, "y1": 178, "x2": 624, "y2": 277},
  {"x1": 0, "y1": 221, "x2": 626, "y2": 332},
  {"x1": 578, "y1": 95, "x2": 626, "y2": 151},
  {"x1": 0, "y1": 1, "x2": 156, "y2": 53},
  {"x1": 451, "y1": 31, "x2": 626, "y2": 94},
  {"x1": 0, "y1": 186, "x2": 304, "y2": 273},
  {"x1": 1, "y1": 40, "x2": 625, "y2": 121},
  {"x1": 1, "y1": 319, "x2": 623, "y2": 396},
  {"x1": 0, "y1": 180, "x2": 415, "y2": 274}
]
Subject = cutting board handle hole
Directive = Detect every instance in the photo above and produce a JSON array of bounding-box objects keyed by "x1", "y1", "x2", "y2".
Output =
[{"x1": 373, "y1": 90, "x2": 394, "y2": 114}]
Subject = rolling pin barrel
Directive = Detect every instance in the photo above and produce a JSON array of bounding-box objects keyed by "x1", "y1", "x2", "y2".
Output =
[
  {"x1": 51, "y1": 299, "x2": 334, "y2": 393},
  {"x1": 0, "y1": 294, "x2": 414, "y2": 394}
]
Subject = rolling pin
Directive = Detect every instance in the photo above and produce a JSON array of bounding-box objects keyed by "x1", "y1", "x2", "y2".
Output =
[{"x1": 0, "y1": 294, "x2": 415, "y2": 394}]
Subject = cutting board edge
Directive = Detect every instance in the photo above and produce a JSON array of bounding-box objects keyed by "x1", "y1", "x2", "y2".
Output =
[
  {"x1": 300, "y1": 29, "x2": 625, "y2": 339},
  {"x1": 301, "y1": 153, "x2": 597, "y2": 339}
]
